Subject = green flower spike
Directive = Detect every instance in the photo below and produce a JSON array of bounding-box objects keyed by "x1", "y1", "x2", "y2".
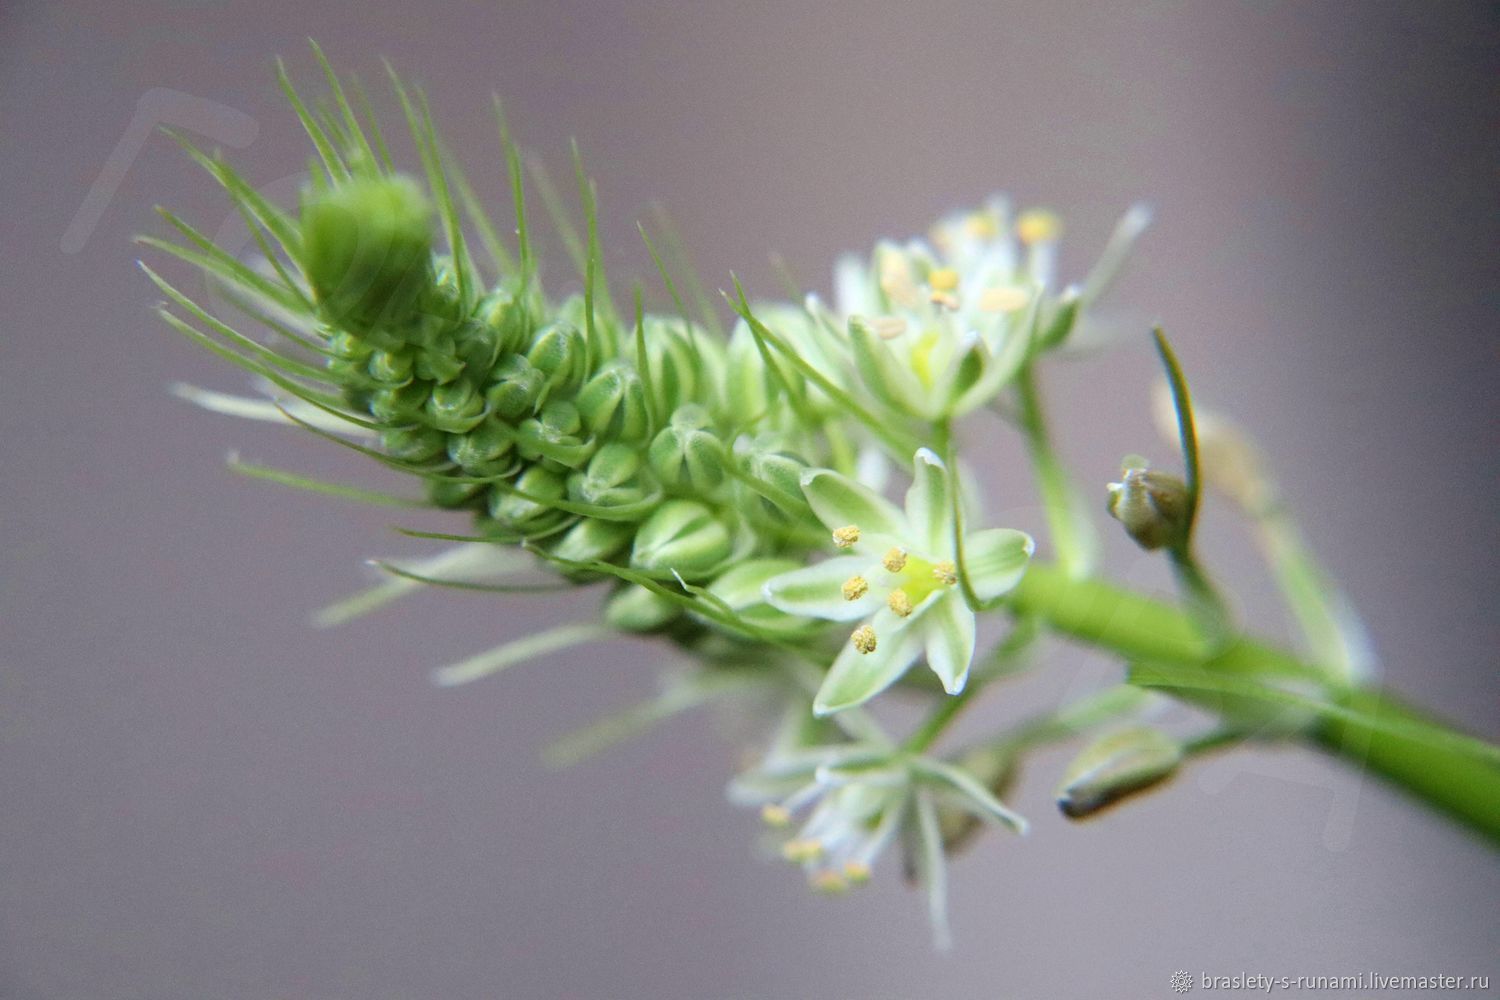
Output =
[{"x1": 763, "y1": 448, "x2": 1033, "y2": 715}]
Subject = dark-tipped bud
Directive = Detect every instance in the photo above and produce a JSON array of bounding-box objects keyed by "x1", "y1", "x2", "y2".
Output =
[
  {"x1": 1056, "y1": 726, "x2": 1182, "y2": 819},
  {"x1": 1106, "y1": 458, "x2": 1188, "y2": 551},
  {"x1": 300, "y1": 175, "x2": 434, "y2": 339}
]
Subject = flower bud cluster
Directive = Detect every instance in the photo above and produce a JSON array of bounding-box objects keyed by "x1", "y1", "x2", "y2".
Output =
[{"x1": 296, "y1": 172, "x2": 827, "y2": 601}]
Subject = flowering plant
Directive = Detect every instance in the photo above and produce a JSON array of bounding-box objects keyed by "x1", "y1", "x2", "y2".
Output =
[{"x1": 146, "y1": 47, "x2": 1500, "y2": 945}]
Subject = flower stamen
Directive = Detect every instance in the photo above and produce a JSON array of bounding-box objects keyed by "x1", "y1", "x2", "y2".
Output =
[
  {"x1": 1016, "y1": 208, "x2": 1061, "y2": 245},
  {"x1": 842, "y1": 575, "x2": 869, "y2": 602},
  {"x1": 932, "y1": 561, "x2": 958, "y2": 586},
  {"x1": 928, "y1": 267, "x2": 959, "y2": 292},
  {"x1": 831, "y1": 524, "x2": 861, "y2": 548},
  {"x1": 781, "y1": 838, "x2": 824, "y2": 863},
  {"x1": 887, "y1": 588, "x2": 913, "y2": 618},
  {"x1": 882, "y1": 547, "x2": 908, "y2": 573},
  {"x1": 760, "y1": 803, "x2": 792, "y2": 827},
  {"x1": 850, "y1": 624, "x2": 878, "y2": 654},
  {"x1": 978, "y1": 286, "x2": 1030, "y2": 313},
  {"x1": 810, "y1": 870, "x2": 849, "y2": 894}
]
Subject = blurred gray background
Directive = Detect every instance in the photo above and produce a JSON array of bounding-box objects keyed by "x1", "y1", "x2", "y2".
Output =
[{"x1": 2, "y1": 1, "x2": 1497, "y2": 998}]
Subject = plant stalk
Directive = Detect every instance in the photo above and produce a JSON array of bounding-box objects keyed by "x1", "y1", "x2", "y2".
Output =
[{"x1": 1006, "y1": 561, "x2": 1500, "y2": 843}]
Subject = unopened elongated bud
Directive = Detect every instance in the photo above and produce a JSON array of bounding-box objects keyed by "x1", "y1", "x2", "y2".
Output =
[
  {"x1": 1106, "y1": 459, "x2": 1188, "y2": 551},
  {"x1": 1056, "y1": 726, "x2": 1182, "y2": 819},
  {"x1": 300, "y1": 175, "x2": 433, "y2": 340},
  {"x1": 630, "y1": 499, "x2": 733, "y2": 577}
]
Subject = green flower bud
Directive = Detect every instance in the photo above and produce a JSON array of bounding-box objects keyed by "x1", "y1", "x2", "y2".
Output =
[
  {"x1": 425, "y1": 377, "x2": 486, "y2": 433},
  {"x1": 300, "y1": 174, "x2": 434, "y2": 339},
  {"x1": 550, "y1": 517, "x2": 636, "y2": 564},
  {"x1": 603, "y1": 584, "x2": 680, "y2": 632},
  {"x1": 489, "y1": 465, "x2": 568, "y2": 529},
  {"x1": 736, "y1": 438, "x2": 812, "y2": 519},
  {"x1": 648, "y1": 405, "x2": 728, "y2": 494},
  {"x1": 526, "y1": 321, "x2": 588, "y2": 393},
  {"x1": 381, "y1": 425, "x2": 446, "y2": 463},
  {"x1": 366, "y1": 347, "x2": 414, "y2": 385},
  {"x1": 413, "y1": 334, "x2": 465, "y2": 384},
  {"x1": 568, "y1": 442, "x2": 646, "y2": 507},
  {"x1": 517, "y1": 400, "x2": 594, "y2": 468},
  {"x1": 367, "y1": 382, "x2": 429, "y2": 425},
  {"x1": 446, "y1": 417, "x2": 514, "y2": 473},
  {"x1": 706, "y1": 559, "x2": 819, "y2": 636},
  {"x1": 486, "y1": 356, "x2": 546, "y2": 420},
  {"x1": 325, "y1": 329, "x2": 374, "y2": 386},
  {"x1": 641, "y1": 317, "x2": 724, "y2": 414},
  {"x1": 576, "y1": 362, "x2": 651, "y2": 444},
  {"x1": 476, "y1": 288, "x2": 534, "y2": 357},
  {"x1": 1106, "y1": 459, "x2": 1189, "y2": 551},
  {"x1": 1055, "y1": 726, "x2": 1182, "y2": 819},
  {"x1": 427, "y1": 477, "x2": 484, "y2": 508},
  {"x1": 630, "y1": 499, "x2": 733, "y2": 578}
]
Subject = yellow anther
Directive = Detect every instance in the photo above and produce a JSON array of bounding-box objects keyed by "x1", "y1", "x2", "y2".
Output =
[
  {"x1": 1016, "y1": 208, "x2": 1061, "y2": 245},
  {"x1": 978, "y1": 286, "x2": 1031, "y2": 314},
  {"x1": 928, "y1": 267, "x2": 960, "y2": 292},
  {"x1": 882, "y1": 547, "x2": 908, "y2": 573},
  {"x1": 879, "y1": 258, "x2": 920, "y2": 308},
  {"x1": 810, "y1": 870, "x2": 849, "y2": 894},
  {"x1": 842, "y1": 860, "x2": 872, "y2": 883},
  {"x1": 760, "y1": 803, "x2": 792, "y2": 828},
  {"x1": 831, "y1": 524, "x2": 861, "y2": 549},
  {"x1": 851, "y1": 624, "x2": 878, "y2": 655},
  {"x1": 963, "y1": 212, "x2": 998, "y2": 240},
  {"x1": 868, "y1": 315, "x2": 908, "y2": 340},
  {"x1": 932, "y1": 561, "x2": 958, "y2": 586},
  {"x1": 929, "y1": 290, "x2": 960, "y2": 311},
  {"x1": 841, "y1": 575, "x2": 869, "y2": 602},
  {"x1": 887, "y1": 588, "x2": 913, "y2": 618},
  {"x1": 781, "y1": 838, "x2": 824, "y2": 863}
]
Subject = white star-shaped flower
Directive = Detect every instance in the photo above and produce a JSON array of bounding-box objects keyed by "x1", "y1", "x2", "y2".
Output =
[{"x1": 763, "y1": 449, "x2": 1033, "y2": 715}]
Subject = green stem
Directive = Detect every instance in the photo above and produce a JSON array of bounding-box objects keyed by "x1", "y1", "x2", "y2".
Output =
[
  {"x1": 905, "y1": 684, "x2": 976, "y2": 753},
  {"x1": 1006, "y1": 561, "x2": 1500, "y2": 844},
  {"x1": 1015, "y1": 364, "x2": 1095, "y2": 577},
  {"x1": 1166, "y1": 543, "x2": 1233, "y2": 641}
]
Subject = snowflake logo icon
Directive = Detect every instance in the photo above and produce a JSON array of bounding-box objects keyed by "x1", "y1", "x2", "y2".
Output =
[{"x1": 1170, "y1": 970, "x2": 1194, "y2": 993}]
